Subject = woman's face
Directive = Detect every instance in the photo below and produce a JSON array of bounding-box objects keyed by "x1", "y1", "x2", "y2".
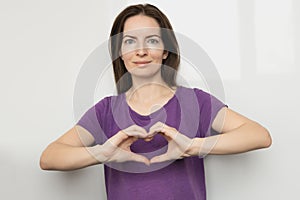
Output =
[{"x1": 120, "y1": 15, "x2": 168, "y2": 78}]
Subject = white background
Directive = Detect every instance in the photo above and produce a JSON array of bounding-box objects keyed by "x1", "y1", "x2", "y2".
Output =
[{"x1": 1, "y1": 0, "x2": 299, "y2": 199}]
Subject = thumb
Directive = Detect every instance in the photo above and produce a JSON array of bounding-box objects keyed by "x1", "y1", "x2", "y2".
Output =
[
  {"x1": 128, "y1": 152, "x2": 150, "y2": 166},
  {"x1": 150, "y1": 153, "x2": 169, "y2": 164}
]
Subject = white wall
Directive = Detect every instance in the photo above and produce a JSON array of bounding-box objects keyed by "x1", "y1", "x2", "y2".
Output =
[{"x1": 0, "y1": 0, "x2": 299, "y2": 199}]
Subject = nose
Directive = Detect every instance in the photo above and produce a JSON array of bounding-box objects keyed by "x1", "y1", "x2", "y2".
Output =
[{"x1": 136, "y1": 46, "x2": 148, "y2": 57}]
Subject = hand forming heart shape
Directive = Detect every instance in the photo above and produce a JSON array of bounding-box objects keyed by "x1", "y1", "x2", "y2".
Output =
[{"x1": 97, "y1": 122, "x2": 198, "y2": 166}]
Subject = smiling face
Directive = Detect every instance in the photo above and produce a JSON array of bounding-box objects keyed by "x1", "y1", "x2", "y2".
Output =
[{"x1": 120, "y1": 15, "x2": 168, "y2": 78}]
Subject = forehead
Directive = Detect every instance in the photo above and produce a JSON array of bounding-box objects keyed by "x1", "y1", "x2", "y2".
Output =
[{"x1": 123, "y1": 15, "x2": 161, "y2": 36}]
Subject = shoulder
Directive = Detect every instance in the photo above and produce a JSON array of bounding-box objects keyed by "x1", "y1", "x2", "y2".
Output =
[
  {"x1": 94, "y1": 93, "x2": 122, "y2": 107},
  {"x1": 178, "y1": 85, "x2": 207, "y2": 93},
  {"x1": 178, "y1": 85, "x2": 212, "y2": 100},
  {"x1": 178, "y1": 86, "x2": 226, "y2": 108},
  {"x1": 94, "y1": 95, "x2": 111, "y2": 107},
  {"x1": 93, "y1": 93, "x2": 125, "y2": 113}
]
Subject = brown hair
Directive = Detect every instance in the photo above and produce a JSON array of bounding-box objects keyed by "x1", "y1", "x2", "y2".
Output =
[{"x1": 109, "y1": 4, "x2": 180, "y2": 94}]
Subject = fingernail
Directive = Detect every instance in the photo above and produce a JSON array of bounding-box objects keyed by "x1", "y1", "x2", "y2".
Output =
[{"x1": 144, "y1": 137, "x2": 153, "y2": 142}]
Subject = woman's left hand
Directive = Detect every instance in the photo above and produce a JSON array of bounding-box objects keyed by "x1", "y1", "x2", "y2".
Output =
[{"x1": 147, "y1": 122, "x2": 199, "y2": 163}]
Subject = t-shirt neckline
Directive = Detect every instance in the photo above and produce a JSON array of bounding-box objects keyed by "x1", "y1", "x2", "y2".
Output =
[{"x1": 122, "y1": 86, "x2": 181, "y2": 119}]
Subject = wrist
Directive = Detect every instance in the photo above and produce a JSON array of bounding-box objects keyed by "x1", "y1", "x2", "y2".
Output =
[
  {"x1": 87, "y1": 145, "x2": 106, "y2": 164},
  {"x1": 186, "y1": 138, "x2": 203, "y2": 157}
]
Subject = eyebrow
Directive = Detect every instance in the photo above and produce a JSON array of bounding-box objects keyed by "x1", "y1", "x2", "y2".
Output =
[{"x1": 122, "y1": 34, "x2": 161, "y2": 39}]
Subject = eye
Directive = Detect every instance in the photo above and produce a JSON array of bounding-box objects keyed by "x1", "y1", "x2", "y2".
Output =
[
  {"x1": 123, "y1": 38, "x2": 136, "y2": 45},
  {"x1": 147, "y1": 38, "x2": 160, "y2": 44}
]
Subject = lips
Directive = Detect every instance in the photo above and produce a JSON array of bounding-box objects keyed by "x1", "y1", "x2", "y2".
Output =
[{"x1": 133, "y1": 61, "x2": 152, "y2": 66}]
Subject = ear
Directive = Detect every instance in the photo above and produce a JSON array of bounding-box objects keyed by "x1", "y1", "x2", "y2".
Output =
[{"x1": 163, "y1": 51, "x2": 169, "y2": 60}]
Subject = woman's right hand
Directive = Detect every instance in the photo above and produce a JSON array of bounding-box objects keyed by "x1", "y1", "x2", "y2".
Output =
[
  {"x1": 40, "y1": 124, "x2": 150, "y2": 171},
  {"x1": 92, "y1": 125, "x2": 150, "y2": 165}
]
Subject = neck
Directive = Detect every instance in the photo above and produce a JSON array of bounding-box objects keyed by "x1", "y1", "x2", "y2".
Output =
[{"x1": 127, "y1": 73, "x2": 174, "y2": 102}]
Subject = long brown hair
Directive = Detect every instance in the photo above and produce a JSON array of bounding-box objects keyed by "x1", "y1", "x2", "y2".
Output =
[{"x1": 109, "y1": 4, "x2": 180, "y2": 94}]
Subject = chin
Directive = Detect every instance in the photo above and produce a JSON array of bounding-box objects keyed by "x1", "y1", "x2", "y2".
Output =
[
  {"x1": 130, "y1": 67, "x2": 161, "y2": 79},
  {"x1": 129, "y1": 62, "x2": 160, "y2": 73}
]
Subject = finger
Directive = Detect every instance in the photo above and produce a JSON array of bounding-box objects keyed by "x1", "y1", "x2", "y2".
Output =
[
  {"x1": 119, "y1": 137, "x2": 138, "y2": 149},
  {"x1": 128, "y1": 152, "x2": 150, "y2": 166},
  {"x1": 148, "y1": 122, "x2": 179, "y2": 141},
  {"x1": 129, "y1": 130, "x2": 148, "y2": 138},
  {"x1": 157, "y1": 133, "x2": 172, "y2": 142},
  {"x1": 144, "y1": 136, "x2": 153, "y2": 142},
  {"x1": 124, "y1": 125, "x2": 148, "y2": 138},
  {"x1": 148, "y1": 122, "x2": 167, "y2": 137},
  {"x1": 171, "y1": 133, "x2": 194, "y2": 153},
  {"x1": 131, "y1": 125, "x2": 148, "y2": 135},
  {"x1": 108, "y1": 131, "x2": 129, "y2": 147},
  {"x1": 150, "y1": 153, "x2": 170, "y2": 164},
  {"x1": 151, "y1": 123, "x2": 194, "y2": 154},
  {"x1": 109, "y1": 126, "x2": 146, "y2": 147},
  {"x1": 149, "y1": 123, "x2": 195, "y2": 156},
  {"x1": 152, "y1": 124, "x2": 191, "y2": 148},
  {"x1": 150, "y1": 128, "x2": 176, "y2": 142}
]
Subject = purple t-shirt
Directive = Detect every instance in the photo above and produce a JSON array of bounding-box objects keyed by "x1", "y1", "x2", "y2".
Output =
[{"x1": 76, "y1": 86, "x2": 226, "y2": 200}]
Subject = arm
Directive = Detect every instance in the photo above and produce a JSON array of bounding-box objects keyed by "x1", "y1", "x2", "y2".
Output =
[
  {"x1": 39, "y1": 125, "x2": 102, "y2": 171},
  {"x1": 40, "y1": 124, "x2": 150, "y2": 171},
  {"x1": 189, "y1": 107, "x2": 272, "y2": 156}
]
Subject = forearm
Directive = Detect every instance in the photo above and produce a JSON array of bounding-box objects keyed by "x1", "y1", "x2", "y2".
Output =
[
  {"x1": 190, "y1": 122, "x2": 272, "y2": 156},
  {"x1": 40, "y1": 142, "x2": 102, "y2": 171}
]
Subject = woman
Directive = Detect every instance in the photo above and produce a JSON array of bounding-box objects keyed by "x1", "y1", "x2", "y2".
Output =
[{"x1": 40, "y1": 4, "x2": 272, "y2": 200}]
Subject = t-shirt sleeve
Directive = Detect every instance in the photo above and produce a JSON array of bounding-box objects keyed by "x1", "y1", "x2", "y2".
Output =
[
  {"x1": 193, "y1": 88, "x2": 227, "y2": 137},
  {"x1": 75, "y1": 97, "x2": 109, "y2": 144}
]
